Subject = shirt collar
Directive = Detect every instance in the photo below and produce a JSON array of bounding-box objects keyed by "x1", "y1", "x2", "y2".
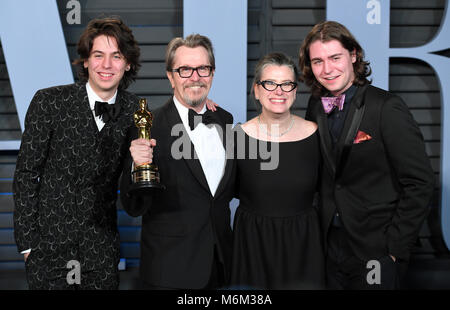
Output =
[
  {"x1": 324, "y1": 84, "x2": 357, "y2": 103},
  {"x1": 343, "y1": 84, "x2": 357, "y2": 104},
  {"x1": 86, "y1": 81, "x2": 118, "y2": 111}
]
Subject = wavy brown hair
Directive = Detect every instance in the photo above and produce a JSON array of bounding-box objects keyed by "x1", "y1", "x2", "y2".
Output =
[
  {"x1": 72, "y1": 17, "x2": 141, "y2": 89},
  {"x1": 299, "y1": 21, "x2": 371, "y2": 97}
]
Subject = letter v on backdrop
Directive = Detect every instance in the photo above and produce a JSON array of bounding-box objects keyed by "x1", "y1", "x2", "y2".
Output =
[
  {"x1": 327, "y1": 0, "x2": 450, "y2": 250},
  {"x1": 0, "y1": 0, "x2": 74, "y2": 150}
]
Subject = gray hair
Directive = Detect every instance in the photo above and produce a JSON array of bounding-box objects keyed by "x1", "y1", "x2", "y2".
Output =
[
  {"x1": 252, "y1": 52, "x2": 299, "y2": 100},
  {"x1": 165, "y1": 34, "x2": 215, "y2": 71}
]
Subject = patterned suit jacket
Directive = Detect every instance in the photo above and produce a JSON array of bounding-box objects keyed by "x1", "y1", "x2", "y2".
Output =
[{"x1": 13, "y1": 82, "x2": 139, "y2": 273}]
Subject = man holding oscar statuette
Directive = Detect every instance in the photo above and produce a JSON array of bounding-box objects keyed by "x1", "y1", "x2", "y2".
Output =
[
  {"x1": 129, "y1": 98, "x2": 163, "y2": 192},
  {"x1": 120, "y1": 34, "x2": 236, "y2": 289}
]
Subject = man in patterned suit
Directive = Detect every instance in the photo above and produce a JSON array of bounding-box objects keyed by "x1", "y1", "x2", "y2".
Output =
[{"x1": 13, "y1": 17, "x2": 141, "y2": 289}]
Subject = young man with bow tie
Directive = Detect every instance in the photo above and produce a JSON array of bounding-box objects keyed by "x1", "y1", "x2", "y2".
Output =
[
  {"x1": 120, "y1": 34, "x2": 235, "y2": 289},
  {"x1": 300, "y1": 21, "x2": 435, "y2": 289},
  {"x1": 13, "y1": 17, "x2": 141, "y2": 289}
]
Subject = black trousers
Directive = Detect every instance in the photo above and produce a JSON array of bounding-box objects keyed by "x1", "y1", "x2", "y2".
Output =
[
  {"x1": 142, "y1": 250, "x2": 225, "y2": 290},
  {"x1": 326, "y1": 225, "x2": 401, "y2": 290}
]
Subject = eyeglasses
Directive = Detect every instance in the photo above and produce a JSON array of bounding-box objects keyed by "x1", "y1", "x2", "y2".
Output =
[
  {"x1": 257, "y1": 80, "x2": 298, "y2": 92},
  {"x1": 171, "y1": 65, "x2": 213, "y2": 78}
]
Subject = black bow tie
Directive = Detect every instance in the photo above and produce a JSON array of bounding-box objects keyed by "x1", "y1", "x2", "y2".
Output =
[
  {"x1": 188, "y1": 109, "x2": 221, "y2": 130},
  {"x1": 94, "y1": 101, "x2": 121, "y2": 123}
]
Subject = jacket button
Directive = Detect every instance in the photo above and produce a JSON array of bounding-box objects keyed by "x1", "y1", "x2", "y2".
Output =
[{"x1": 336, "y1": 184, "x2": 341, "y2": 190}]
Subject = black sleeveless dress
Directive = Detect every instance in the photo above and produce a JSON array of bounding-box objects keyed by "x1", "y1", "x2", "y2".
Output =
[{"x1": 230, "y1": 125, "x2": 325, "y2": 289}]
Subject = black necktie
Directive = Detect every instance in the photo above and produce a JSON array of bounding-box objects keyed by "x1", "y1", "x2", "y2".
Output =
[
  {"x1": 188, "y1": 109, "x2": 221, "y2": 130},
  {"x1": 94, "y1": 101, "x2": 121, "y2": 123}
]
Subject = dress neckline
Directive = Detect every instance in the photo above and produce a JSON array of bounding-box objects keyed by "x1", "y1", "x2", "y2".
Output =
[{"x1": 237, "y1": 123, "x2": 317, "y2": 144}]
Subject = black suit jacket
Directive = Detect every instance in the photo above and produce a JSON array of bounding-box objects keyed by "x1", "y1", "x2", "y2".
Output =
[
  {"x1": 120, "y1": 98, "x2": 236, "y2": 289},
  {"x1": 305, "y1": 84, "x2": 435, "y2": 261},
  {"x1": 13, "y1": 82, "x2": 139, "y2": 272}
]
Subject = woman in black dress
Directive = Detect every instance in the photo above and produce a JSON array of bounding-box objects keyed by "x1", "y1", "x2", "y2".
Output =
[{"x1": 230, "y1": 52, "x2": 325, "y2": 289}]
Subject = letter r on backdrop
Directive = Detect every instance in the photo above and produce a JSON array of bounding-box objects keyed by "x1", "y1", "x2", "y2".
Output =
[{"x1": 327, "y1": 0, "x2": 450, "y2": 250}]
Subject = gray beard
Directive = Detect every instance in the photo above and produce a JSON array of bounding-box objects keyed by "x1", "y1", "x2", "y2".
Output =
[{"x1": 184, "y1": 94, "x2": 207, "y2": 108}]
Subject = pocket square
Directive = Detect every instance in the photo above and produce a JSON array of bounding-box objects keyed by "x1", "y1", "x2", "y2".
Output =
[{"x1": 354, "y1": 130, "x2": 372, "y2": 144}]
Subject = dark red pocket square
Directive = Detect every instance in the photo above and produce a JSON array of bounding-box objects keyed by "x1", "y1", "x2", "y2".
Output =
[{"x1": 353, "y1": 130, "x2": 372, "y2": 144}]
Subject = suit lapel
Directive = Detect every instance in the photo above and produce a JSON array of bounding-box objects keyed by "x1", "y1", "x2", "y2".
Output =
[
  {"x1": 211, "y1": 112, "x2": 233, "y2": 198},
  {"x1": 163, "y1": 99, "x2": 211, "y2": 194},
  {"x1": 313, "y1": 98, "x2": 336, "y2": 176},
  {"x1": 73, "y1": 83, "x2": 99, "y2": 137},
  {"x1": 215, "y1": 158, "x2": 233, "y2": 198},
  {"x1": 335, "y1": 85, "x2": 368, "y2": 177},
  {"x1": 67, "y1": 84, "x2": 99, "y2": 176}
]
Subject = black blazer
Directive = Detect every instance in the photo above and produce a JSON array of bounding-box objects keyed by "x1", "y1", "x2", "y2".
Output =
[
  {"x1": 305, "y1": 84, "x2": 435, "y2": 261},
  {"x1": 120, "y1": 98, "x2": 236, "y2": 289},
  {"x1": 13, "y1": 82, "x2": 139, "y2": 271}
]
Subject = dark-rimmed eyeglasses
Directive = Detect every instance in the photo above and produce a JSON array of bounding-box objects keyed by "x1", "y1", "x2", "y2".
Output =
[
  {"x1": 171, "y1": 66, "x2": 213, "y2": 78},
  {"x1": 257, "y1": 80, "x2": 297, "y2": 92}
]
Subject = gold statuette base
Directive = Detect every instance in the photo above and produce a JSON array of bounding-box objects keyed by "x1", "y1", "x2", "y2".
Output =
[{"x1": 130, "y1": 164, "x2": 165, "y2": 195}]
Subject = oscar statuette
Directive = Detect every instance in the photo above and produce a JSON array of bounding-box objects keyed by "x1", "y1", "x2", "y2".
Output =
[{"x1": 130, "y1": 98, "x2": 164, "y2": 194}]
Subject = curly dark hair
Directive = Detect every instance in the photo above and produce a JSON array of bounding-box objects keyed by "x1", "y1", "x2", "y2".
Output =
[
  {"x1": 298, "y1": 21, "x2": 371, "y2": 97},
  {"x1": 72, "y1": 17, "x2": 141, "y2": 89}
]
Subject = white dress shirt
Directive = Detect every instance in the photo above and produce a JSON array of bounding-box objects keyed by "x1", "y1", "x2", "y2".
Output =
[
  {"x1": 86, "y1": 81, "x2": 118, "y2": 131},
  {"x1": 172, "y1": 96, "x2": 226, "y2": 196}
]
